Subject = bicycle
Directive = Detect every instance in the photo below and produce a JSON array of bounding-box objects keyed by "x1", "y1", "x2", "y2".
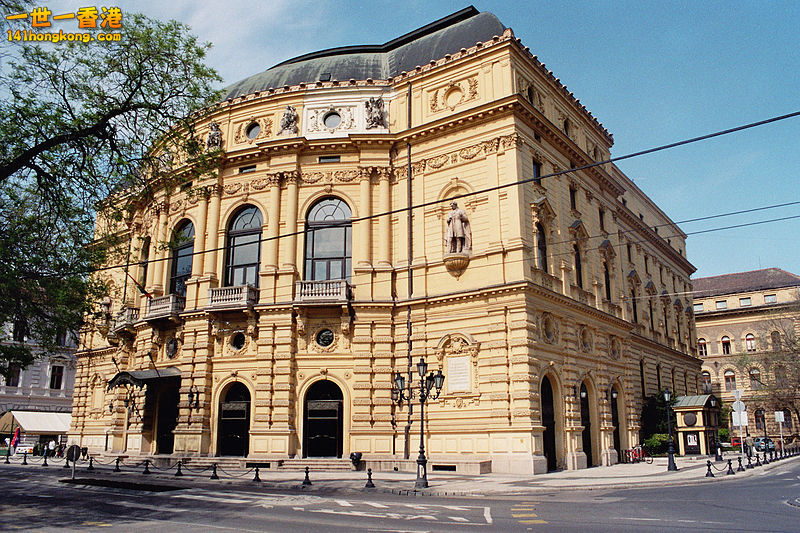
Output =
[{"x1": 631, "y1": 444, "x2": 653, "y2": 464}]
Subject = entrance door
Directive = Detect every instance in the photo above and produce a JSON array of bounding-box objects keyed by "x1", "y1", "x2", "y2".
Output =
[
  {"x1": 155, "y1": 384, "x2": 179, "y2": 454},
  {"x1": 610, "y1": 387, "x2": 621, "y2": 455},
  {"x1": 304, "y1": 380, "x2": 343, "y2": 458},
  {"x1": 218, "y1": 382, "x2": 250, "y2": 457},
  {"x1": 541, "y1": 376, "x2": 557, "y2": 472},
  {"x1": 580, "y1": 382, "x2": 593, "y2": 466}
]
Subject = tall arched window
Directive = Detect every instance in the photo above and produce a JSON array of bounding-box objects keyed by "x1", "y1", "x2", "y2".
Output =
[
  {"x1": 749, "y1": 368, "x2": 761, "y2": 390},
  {"x1": 724, "y1": 370, "x2": 736, "y2": 391},
  {"x1": 603, "y1": 261, "x2": 612, "y2": 301},
  {"x1": 631, "y1": 289, "x2": 638, "y2": 323},
  {"x1": 755, "y1": 409, "x2": 765, "y2": 430},
  {"x1": 169, "y1": 220, "x2": 194, "y2": 297},
  {"x1": 536, "y1": 222, "x2": 548, "y2": 272},
  {"x1": 304, "y1": 197, "x2": 352, "y2": 281},
  {"x1": 775, "y1": 366, "x2": 787, "y2": 387},
  {"x1": 225, "y1": 205, "x2": 263, "y2": 287},
  {"x1": 721, "y1": 336, "x2": 731, "y2": 355},
  {"x1": 745, "y1": 333, "x2": 756, "y2": 352},
  {"x1": 784, "y1": 409, "x2": 793, "y2": 429},
  {"x1": 697, "y1": 338, "x2": 707, "y2": 357},
  {"x1": 771, "y1": 331, "x2": 782, "y2": 351},
  {"x1": 701, "y1": 371, "x2": 712, "y2": 393},
  {"x1": 573, "y1": 244, "x2": 583, "y2": 289},
  {"x1": 639, "y1": 360, "x2": 646, "y2": 398}
]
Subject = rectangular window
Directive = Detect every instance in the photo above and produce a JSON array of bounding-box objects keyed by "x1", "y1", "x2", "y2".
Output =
[
  {"x1": 318, "y1": 155, "x2": 341, "y2": 163},
  {"x1": 12, "y1": 320, "x2": 26, "y2": 342},
  {"x1": 598, "y1": 208, "x2": 605, "y2": 231},
  {"x1": 49, "y1": 365, "x2": 64, "y2": 390},
  {"x1": 693, "y1": 303, "x2": 703, "y2": 313},
  {"x1": 715, "y1": 300, "x2": 727, "y2": 310},
  {"x1": 532, "y1": 159, "x2": 542, "y2": 185},
  {"x1": 765, "y1": 294, "x2": 777, "y2": 304},
  {"x1": 238, "y1": 165, "x2": 256, "y2": 174},
  {"x1": 6, "y1": 365, "x2": 20, "y2": 387},
  {"x1": 569, "y1": 187, "x2": 577, "y2": 210},
  {"x1": 739, "y1": 297, "x2": 751, "y2": 307},
  {"x1": 626, "y1": 243, "x2": 632, "y2": 262}
]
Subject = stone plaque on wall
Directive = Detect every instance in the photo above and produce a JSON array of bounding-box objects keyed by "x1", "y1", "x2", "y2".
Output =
[{"x1": 447, "y1": 356, "x2": 471, "y2": 393}]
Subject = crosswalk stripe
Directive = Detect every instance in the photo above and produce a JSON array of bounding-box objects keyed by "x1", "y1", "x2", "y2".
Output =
[
  {"x1": 519, "y1": 519, "x2": 548, "y2": 524},
  {"x1": 513, "y1": 513, "x2": 539, "y2": 518},
  {"x1": 176, "y1": 494, "x2": 254, "y2": 504},
  {"x1": 335, "y1": 500, "x2": 353, "y2": 507},
  {"x1": 449, "y1": 516, "x2": 469, "y2": 522},
  {"x1": 363, "y1": 501, "x2": 389, "y2": 508}
]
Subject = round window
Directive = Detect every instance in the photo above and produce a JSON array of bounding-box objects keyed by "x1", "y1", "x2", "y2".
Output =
[
  {"x1": 316, "y1": 329, "x2": 334, "y2": 347},
  {"x1": 323, "y1": 111, "x2": 341, "y2": 129},
  {"x1": 231, "y1": 332, "x2": 246, "y2": 350},
  {"x1": 684, "y1": 412, "x2": 697, "y2": 426},
  {"x1": 246, "y1": 122, "x2": 260, "y2": 139},
  {"x1": 166, "y1": 338, "x2": 179, "y2": 359},
  {"x1": 543, "y1": 316, "x2": 555, "y2": 341}
]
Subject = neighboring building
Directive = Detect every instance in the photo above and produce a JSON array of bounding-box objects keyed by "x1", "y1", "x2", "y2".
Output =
[
  {"x1": 693, "y1": 268, "x2": 800, "y2": 441},
  {"x1": 70, "y1": 7, "x2": 700, "y2": 474}
]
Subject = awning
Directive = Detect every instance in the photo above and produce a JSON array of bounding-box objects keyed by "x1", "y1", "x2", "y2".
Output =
[
  {"x1": 0, "y1": 411, "x2": 71, "y2": 434},
  {"x1": 107, "y1": 366, "x2": 182, "y2": 391},
  {"x1": 673, "y1": 394, "x2": 718, "y2": 409}
]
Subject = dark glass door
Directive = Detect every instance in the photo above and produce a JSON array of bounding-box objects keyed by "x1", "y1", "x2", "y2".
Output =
[
  {"x1": 541, "y1": 376, "x2": 557, "y2": 472},
  {"x1": 218, "y1": 383, "x2": 250, "y2": 457},
  {"x1": 611, "y1": 388, "x2": 621, "y2": 456},
  {"x1": 304, "y1": 381, "x2": 343, "y2": 458},
  {"x1": 580, "y1": 383, "x2": 593, "y2": 466},
  {"x1": 155, "y1": 384, "x2": 179, "y2": 454}
]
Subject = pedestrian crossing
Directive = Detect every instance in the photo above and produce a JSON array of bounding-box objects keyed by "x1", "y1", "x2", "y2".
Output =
[{"x1": 511, "y1": 500, "x2": 547, "y2": 525}]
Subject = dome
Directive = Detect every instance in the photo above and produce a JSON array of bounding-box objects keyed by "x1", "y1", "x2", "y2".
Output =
[{"x1": 224, "y1": 8, "x2": 505, "y2": 99}]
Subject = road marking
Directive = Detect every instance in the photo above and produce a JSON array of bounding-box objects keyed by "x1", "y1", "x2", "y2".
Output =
[
  {"x1": 442, "y1": 505, "x2": 470, "y2": 511},
  {"x1": 449, "y1": 516, "x2": 469, "y2": 522},
  {"x1": 81, "y1": 522, "x2": 112, "y2": 527},
  {"x1": 484, "y1": 506, "x2": 493, "y2": 524},
  {"x1": 335, "y1": 499, "x2": 354, "y2": 507},
  {"x1": 512, "y1": 507, "x2": 537, "y2": 511},
  {"x1": 519, "y1": 519, "x2": 547, "y2": 524},
  {"x1": 676, "y1": 520, "x2": 697, "y2": 523},
  {"x1": 364, "y1": 501, "x2": 389, "y2": 508},
  {"x1": 513, "y1": 514, "x2": 539, "y2": 518},
  {"x1": 175, "y1": 493, "x2": 254, "y2": 504}
]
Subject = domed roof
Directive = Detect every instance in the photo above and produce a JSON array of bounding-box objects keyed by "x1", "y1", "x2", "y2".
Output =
[{"x1": 224, "y1": 7, "x2": 505, "y2": 99}]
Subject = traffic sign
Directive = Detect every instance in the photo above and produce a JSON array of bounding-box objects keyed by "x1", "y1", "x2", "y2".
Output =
[
  {"x1": 775, "y1": 411, "x2": 785, "y2": 423},
  {"x1": 732, "y1": 411, "x2": 749, "y2": 427},
  {"x1": 732, "y1": 400, "x2": 746, "y2": 412},
  {"x1": 732, "y1": 389, "x2": 742, "y2": 400}
]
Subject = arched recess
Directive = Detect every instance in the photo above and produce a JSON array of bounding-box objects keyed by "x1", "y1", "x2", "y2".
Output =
[
  {"x1": 608, "y1": 378, "x2": 628, "y2": 454},
  {"x1": 302, "y1": 379, "x2": 345, "y2": 458},
  {"x1": 578, "y1": 379, "x2": 600, "y2": 467},
  {"x1": 216, "y1": 380, "x2": 252, "y2": 457},
  {"x1": 539, "y1": 371, "x2": 564, "y2": 472}
]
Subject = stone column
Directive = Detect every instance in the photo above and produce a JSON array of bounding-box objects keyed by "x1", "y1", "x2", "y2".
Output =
[
  {"x1": 150, "y1": 202, "x2": 168, "y2": 296},
  {"x1": 186, "y1": 191, "x2": 208, "y2": 310},
  {"x1": 377, "y1": 168, "x2": 391, "y2": 267},
  {"x1": 357, "y1": 169, "x2": 372, "y2": 267},
  {"x1": 265, "y1": 173, "x2": 282, "y2": 271},
  {"x1": 281, "y1": 172, "x2": 299, "y2": 270},
  {"x1": 204, "y1": 184, "x2": 222, "y2": 280}
]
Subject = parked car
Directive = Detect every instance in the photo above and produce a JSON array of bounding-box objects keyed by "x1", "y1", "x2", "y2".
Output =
[{"x1": 754, "y1": 437, "x2": 775, "y2": 452}]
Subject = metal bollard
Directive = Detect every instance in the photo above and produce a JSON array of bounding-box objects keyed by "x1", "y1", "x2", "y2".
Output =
[
  {"x1": 210, "y1": 463, "x2": 218, "y2": 480},
  {"x1": 42, "y1": 454, "x2": 48, "y2": 467},
  {"x1": 87, "y1": 457, "x2": 94, "y2": 471},
  {"x1": 705, "y1": 460, "x2": 715, "y2": 478},
  {"x1": 174, "y1": 462, "x2": 183, "y2": 477},
  {"x1": 143, "y1": 460, "x2": 151, "y2": 475},
  {"x1": 755, "y1": 454, "x2": 761, "y2": 467},
  {"x1": 114, "y1": 457, "x2": 121, "y2": 472},
  {"x1": 746, "y1": 454, "x2": 753, "y2": 469},
  {"x1": 763, "y1": 452, "x2": 769, "y2": 465},
  {"x1": 302, "y1": 466, "x2": 312, "y2": 486},
  {"x1": 365, "y1": 468, "x2": 376, "y2": 487},
  {"x1": 726, "y1": 459, "x2": 735, "y2": 475},
  {"x1": 22, "y1": 452, "x2": 27, "y2": 465},
  {"x1": 253, "y1": 466, "x2": 261, "y2": 483},
  {"x1": 737, "y1": 457, "x2": 745, "y2": 472}
]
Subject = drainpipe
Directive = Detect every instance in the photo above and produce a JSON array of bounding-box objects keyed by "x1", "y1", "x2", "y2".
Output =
[{"x1": 404, "y1": 82, "x2": 413, "y2": 460}]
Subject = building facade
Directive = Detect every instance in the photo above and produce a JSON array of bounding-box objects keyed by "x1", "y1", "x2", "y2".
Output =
[
  {"x1": 70, "y1": 7, "x2": 700, "y2": 473},
  {"x1": 693, "y1": 268, "x2": 800, "y2": 441}
]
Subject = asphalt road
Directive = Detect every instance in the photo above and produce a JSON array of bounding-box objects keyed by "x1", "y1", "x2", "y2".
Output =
[{"x1": 1, "y1": 461, "x2": 800, "y2": 532}]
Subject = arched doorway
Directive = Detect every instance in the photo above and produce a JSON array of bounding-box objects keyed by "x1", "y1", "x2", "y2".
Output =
[
  {"x1": 303, "y1": 380, "x2": 343, "y2": 458},
  {"x1": 218, "y1": 382, "x2": 251, "y2": 457},
  {"x1": 541, "y1": 376, "x2": 558, "y2": 472},
  {"x1": 580, "y1": 382, "x2": 593, "y2": 467},
  {"x1": 155, "y1": 385, "x2": 179, "y2": 454},
  {"x1": 610, "y1": 386, "x2": 621, "y2": 456}
]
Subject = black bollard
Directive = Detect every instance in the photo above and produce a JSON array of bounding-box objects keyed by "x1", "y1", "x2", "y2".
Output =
[
  {"x1": 737, "y1": 457, "x2": 745, "y2": 472},
  {"x1": 174, "y1": 462, "x2": 183, "y2": 477},
  {"x1": 755, "y1": 454, "x2": 762, "y2": 467},
  {"x1": 114, "y1": 457, "x2": 121, "y2": 472},
  {"x1": 746, "y1": 454, "x2": 753, "y2": 469},
  {"x1": 365, "y1": 468, "x2": 376, "y2": 487},
  {"x1": 210, "y1": 463, "x2": 218, "y2": 480},
  {"x1": 253, "y1": 466, "x2": 261, "y2": 483},
  {"x1": 726, "y1": 459, "x2": 735, "y2": 475},
  {"x1": 705, "y1": 460, "x2": 715, "y2": 477},
  {"x1": 42, "y1": 454, "x2": 48, "y2": 467},
  {"x1": 763, "y1": 452, "x2": 769, "y2": 465},
  {"x1": 302, "y1": 466, "x2": 312, "y2": 486},
  {"x1": 87, "y1": 457, "x2": 94, "y2": 471},
  {"x1": 143, "y1": 460, "x2": 151, "y2": 474},
  {"x1": 22, "y1": 452, "x2": 27, "y2": 465}
]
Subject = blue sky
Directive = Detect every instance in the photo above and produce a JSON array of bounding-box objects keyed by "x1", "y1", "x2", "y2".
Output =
[{"x1": 37, "y1": 1, "x2": 800, "y2": 279}]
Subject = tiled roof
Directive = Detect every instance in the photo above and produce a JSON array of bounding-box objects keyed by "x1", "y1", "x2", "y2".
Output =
[{"x1": 693, "y1": 268, "x2": 800, "y2": 298}]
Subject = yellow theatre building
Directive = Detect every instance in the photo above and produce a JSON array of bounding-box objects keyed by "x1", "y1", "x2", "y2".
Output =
[{"x1": 69, "y1": 7, "x2": 702, "y2": 474}]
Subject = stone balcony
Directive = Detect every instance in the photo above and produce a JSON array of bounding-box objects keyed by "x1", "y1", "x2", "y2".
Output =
[
  {"x1": 602, "y1": 299, "x2": 623, "y2": 319},
  {"x1": 295, "y1": 280, "x2": 352, "y2": 305},
  {"x1": 531, "y1": 268, "x2": 561, "y2": 293},
  {"x1": 111, "y1": 307, "x2": 139, "y2": 336},
  {"x1": 208, "y1": 285, "x2": 259, "y2": 311},
  {"x1": 145, "y1": 294, "x2": 185, "y2": 321},
  {"x1": 570, "y1": 284, "x2": 596, "y2": 307}
]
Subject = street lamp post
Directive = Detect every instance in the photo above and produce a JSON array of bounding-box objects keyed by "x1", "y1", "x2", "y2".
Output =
[
  {"x1": 710, "y1": 397, "x2": 723, "y2": 461},
  {"x1": 664, "y1": 388, "x2": 678, "y2": 471},
  {"x1": 392, "y1": 358, "x2": 445, "y2": 489}
]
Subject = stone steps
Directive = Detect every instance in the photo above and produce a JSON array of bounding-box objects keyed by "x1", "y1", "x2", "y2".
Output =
[{"x1": 277, "y1": 458, "x2": 355, "y2": 471}]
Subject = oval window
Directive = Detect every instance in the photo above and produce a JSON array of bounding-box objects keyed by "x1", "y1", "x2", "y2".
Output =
[
  {"x1": 323, "y1": 112, "x2": 341, "y2": 129},
  {"x1": 246, "y1": 122, "x2": 260, "y2": 139},
  {"x1": 231, "y1": 332, "x2": 246, "y2": 350},
  {"x1": 316, "y1": 329, "x2": 335, "y2": 347}
]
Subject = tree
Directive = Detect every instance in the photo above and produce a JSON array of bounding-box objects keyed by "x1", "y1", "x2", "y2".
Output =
[{"x1": 0, "y1": 11, "x2": 222, "y2": 379}]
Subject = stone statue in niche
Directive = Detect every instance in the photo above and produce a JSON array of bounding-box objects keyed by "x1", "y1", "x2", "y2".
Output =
[
  {"x1": 365, "y1": 96, "x2": 385, "y2": 129},
  {"x1": 206, "y1": 121, "x2": 222, "y2": 150},
  {"x1": 445, "y1": 201, "x2": 472, "y2": 254},
  {"x1": 278, "y1": 105, "x2": 299, "y2": 135}
]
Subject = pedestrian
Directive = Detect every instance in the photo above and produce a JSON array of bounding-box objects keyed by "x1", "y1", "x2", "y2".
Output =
[
  {"x1": 745, "y1": 435, "x2": 754, "y2": 458},
  {"x1": 48, "y1": 439, "x2": 56, "y2": 457}
]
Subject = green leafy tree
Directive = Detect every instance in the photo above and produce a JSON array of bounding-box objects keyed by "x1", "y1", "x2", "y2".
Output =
[
  {"x1": 639, "y1": 389, "x2": 677, "y2": 445},
  {"x1": 0, "y1": 10, "x2": 222, "y2": 379}
]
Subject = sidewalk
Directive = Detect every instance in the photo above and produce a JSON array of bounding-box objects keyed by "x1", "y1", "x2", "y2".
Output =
[{"x1": 40, "y1": 451, "x2": 799, "y2": 498}]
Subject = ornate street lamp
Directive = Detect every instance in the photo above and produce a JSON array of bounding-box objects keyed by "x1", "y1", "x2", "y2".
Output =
[
  {"x1": 664, "y1": 388, "x2": 678, "y2": 471},
  {"x1": 392, "y1": 357, "x2": 445, "y2": 489},
  {"x1": 710, "y1": 396, "x2": 723, "y2": 461}
]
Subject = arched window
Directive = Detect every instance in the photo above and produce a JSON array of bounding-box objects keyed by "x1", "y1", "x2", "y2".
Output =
[
  {"x1": 536, "y1": 222, "x2": 548, "y2": 272},
  {"x1": 771, "y1": 331, "x2": 782, "y2": 351},
  {"x1": 656, "y1": 364, "x2": 662, "y2": 391},
  {"x1": 775, "y1": 366, "x2": 787, "y2": 387},
  {"x1": 639, "y1": 360, "x2": 646, "y2": 398},
  {"x1": 225, "y1": 205, "x2": 263, "y2": 287},
  {"x1": 139, "y1": 236, "x2": 151, "y2": 289},
  {"x1": 698, "y1": 338, "x2": 707, "y2": 356},
  {"x1": 721, "y1": 336, "x2": 731, "y2": 355},
  {"x1": 745, "y1": 333, "x2": 756, "y2": 352},
  {"x1": 701, "y1": 371, "x2": 712, "y2": 393},
  {"x1": 724, "y1": 370, "x2": 736, "y2": 391},
  {"x1": 784, "y1": 409, "x2": 793, "y2": 429},
  {"x1": 749, "y1": 368, "x2": 761, "y2": 390},
  {"x1": 631, "y1": 289, "x2": 638, "y2": 323},
  {"x1": 573, "y1": 244, "x2": 583, "y2": 289},
  {"x1": 603, "y1": 261, "x2": 612, "y2": 301},
  {"x1": 755, "y1": 409, "x2": 765, "y2": 430},
  {"x1": 169, "y1": 220, "x2": 194, "y2": 297},
  {"x1": 304, "y1": 197, "x2": 352, "y2": 281}
]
